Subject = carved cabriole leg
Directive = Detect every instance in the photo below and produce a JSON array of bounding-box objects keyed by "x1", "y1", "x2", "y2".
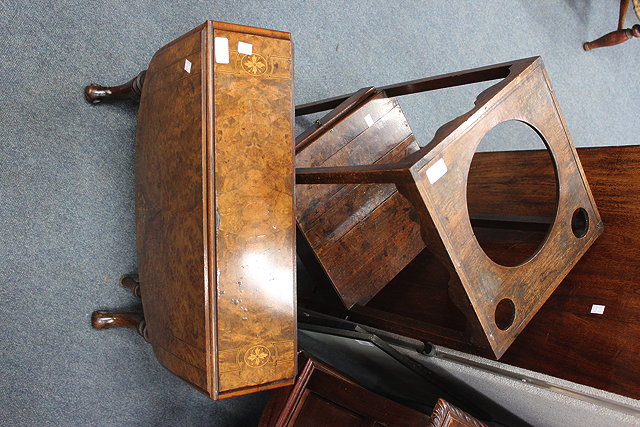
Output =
[
  {"x1": 121, "y1": 274, "x2": 141, "y2": 298},
  {"x1": 395, "y1": 182, "x2": 490, "y2": 352},
  {"x1": 92, "y1": 310, "x2": 149, "y2": 342},
  {"x1": 84, "y1": 70, "x2": 147, "y2": 104},
  {"x1": 583, "y1": 25, "x2": 640, "y2": 51}
]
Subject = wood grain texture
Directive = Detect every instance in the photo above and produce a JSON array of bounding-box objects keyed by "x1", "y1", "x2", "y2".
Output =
[
  {"x1": 212, "y1": 25, "x2": 295, "y2": 397},
  {"x1": 583, "y1": 0, "x2": 640, "y2": 51},
  {"x1": 428, "y1": 399, "x2": 488, "y2": 427},
  {"x1": 295, "y1": 92, "x2": 424, "y2": 309},
  {"x1": 354, "y1": 145, "x2": 640, "y2": 399},
  {"x1": 135, "y1": 21, "x2": 295, "y2": 399},
  {"x1": 297, "y1": 57, "x2": 603, "y2": 358},
  {"x1": 259, "y1": 356, "x2": 432, "y2": 427},
  {"x1": 406, "y1": 58, "x2": 603, "y2": 357}
]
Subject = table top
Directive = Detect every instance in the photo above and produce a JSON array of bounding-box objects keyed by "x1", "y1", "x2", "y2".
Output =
[{"x1": 135, "y1": 21, "x2": 296, "y2": 399}]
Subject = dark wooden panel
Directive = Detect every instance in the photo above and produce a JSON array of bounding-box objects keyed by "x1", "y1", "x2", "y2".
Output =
[
  {"x1": 305, "y1": 135, "x2": 417, "y2": 249},
  {"x1": 356, "y1": 145, "x2": 640, "y2": 399},
  {"x1": 259, "y1": 356, "x2": 432, "y2": 427},
  {"x1": 296, "y1": 93, "x2": 423, "y2": 309},
  {"x1": 492, "y1": 146, "x2": 640, "y2": 398},
  {"x1": 293, "y1": 392, "x2": 368, "y2": 427}
]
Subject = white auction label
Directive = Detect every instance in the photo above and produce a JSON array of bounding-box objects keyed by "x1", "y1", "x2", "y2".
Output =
[
  {"x1": 214, "y1": 37, "x2": 229, "y2": 64},
  {"x1": 364, "y1": 114, "x2": 374, "y2": 127},
  {"x1": 426, "y1": 158, "x2": 448, "y2": 184},
  {"x1": 590, "y1": 304, "x2": 605, "y2": 315},
  {"x1": 183, "y1": 59, "x2": 192, "y2": 73},
  {"x1": 238, "y1": 41, "x2": 253, "y2": 55}
]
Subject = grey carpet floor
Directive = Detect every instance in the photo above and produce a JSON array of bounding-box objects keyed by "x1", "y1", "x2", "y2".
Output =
[{"x1": 1, "y1": 1, "x2": 639, "y2": 426}]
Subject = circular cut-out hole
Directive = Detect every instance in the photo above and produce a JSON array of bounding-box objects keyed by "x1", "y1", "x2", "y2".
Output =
[
  {"x1": 571, "y1": 208, "x2": 589, "y2": 238},
  {"x1": 495, "y1": 298, "x2": 515, "y2": 330},
  {"x1": 467, "y1": 120, "x2": 558, "y2": 267}
]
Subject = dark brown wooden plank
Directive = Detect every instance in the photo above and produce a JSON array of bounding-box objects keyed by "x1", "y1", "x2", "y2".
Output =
[
  {"x1": 305, "y1": 136, "x2": 418, "y2": 250},
  {"x1": 357, "y1": 145, "x2": 640, "y2": 399},
  {"x1": 296, "y1": 93, "x2": 424, "y2": 309},
  {"x1": 259, "y1": 356, "x2": 432, "y2": 427}
]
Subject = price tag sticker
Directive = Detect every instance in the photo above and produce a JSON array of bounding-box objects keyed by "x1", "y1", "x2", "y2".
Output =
[
  {"x1": 426, "y1": 158, "x2": 448, "y2": 184},
  {"x1": 214, "y1": 37, "x2": 229, "y2": 64},
  {"x1": 238, "y1": 41, "x2": 253, "y2": 55},
  {"x1": 364, "y1": 114, "x2": 374, "y2": 127}
]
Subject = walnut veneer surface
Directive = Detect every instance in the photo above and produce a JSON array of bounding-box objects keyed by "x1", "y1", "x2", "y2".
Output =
[{"x1": 136, "y1": 21, "x2": 296, "y2": 399}]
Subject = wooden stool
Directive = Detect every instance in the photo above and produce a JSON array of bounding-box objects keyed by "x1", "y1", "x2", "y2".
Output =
[
  {"x1": 87, "y1": 21, "x2": 296, "y2": 399},
  {"x1": 296, "y1": 57, "x2": 603, "y2": 358}
]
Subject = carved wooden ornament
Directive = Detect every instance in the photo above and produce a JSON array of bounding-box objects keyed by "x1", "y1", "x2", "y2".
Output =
[{"x1": 297, "y1": 57, "x2": 603, "y2": 358}]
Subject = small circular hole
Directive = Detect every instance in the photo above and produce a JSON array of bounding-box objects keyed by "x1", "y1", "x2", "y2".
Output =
[
  {"x1": 495, "y1": 298, "x2": 515, "y2": 330},
  {"x1": 571, "y1": 208, "x2": 589, "y2": 238}
]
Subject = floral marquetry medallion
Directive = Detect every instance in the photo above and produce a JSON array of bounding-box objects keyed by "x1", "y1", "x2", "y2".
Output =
[
  {"x1": 241, "y1": 54, "x2": 268, "y2": 76},
  {"x1": 245, "y1": 345, "x2": 271, "y2": 367}
]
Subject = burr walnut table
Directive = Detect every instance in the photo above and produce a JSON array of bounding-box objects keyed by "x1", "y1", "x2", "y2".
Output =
[{"x1": 86, "y1": 21, "x2": 296, "y2": 399}]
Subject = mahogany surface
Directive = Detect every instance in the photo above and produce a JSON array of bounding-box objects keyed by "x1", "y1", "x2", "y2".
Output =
[
  {"x1": 260, "y1": 355, "x2": 488, "y2": 427},
  {"x1": 428, "y1": 399, "x2": 488, "y2": 427},
  {"x1": 353, "y1": 145, "x2": 640, "y2": 399},
  {"x1": 260, "y1": 356, "x2": 452, "y2": 427},
  {"x1": 133, "y1": 21, "x2": 296, "y2": 399},
  {"x1": 296, "y1": 57, "x2": 603, "y2": 358}
]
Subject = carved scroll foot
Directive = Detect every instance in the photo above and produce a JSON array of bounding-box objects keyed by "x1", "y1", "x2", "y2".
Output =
[
  {"x1": 120, "y1": 274, "x2": 141, "y2": 298},
  {"x1": 84, "y1": 70, "x2": 147, "y2": 104},
  {"x1": 91, "y1": 310, "x2": 149, "y2": 342},
  {"x1": 583, "y1": 24, "x2": 640, "y2": 51}
]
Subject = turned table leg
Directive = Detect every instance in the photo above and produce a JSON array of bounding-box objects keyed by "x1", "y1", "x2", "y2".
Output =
[
  {"x1": 92, "y1": 310, "x2": 149, "y2": 341},
  {"x1": 84, "y1": 70, "x2": 146, "y2": 104},
  {"x1": 121, "y1": 274, "x2": 141, "y2": 298},
  {"x1": 583, "y1": 24, "x2": 640, "y2": 51}
]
